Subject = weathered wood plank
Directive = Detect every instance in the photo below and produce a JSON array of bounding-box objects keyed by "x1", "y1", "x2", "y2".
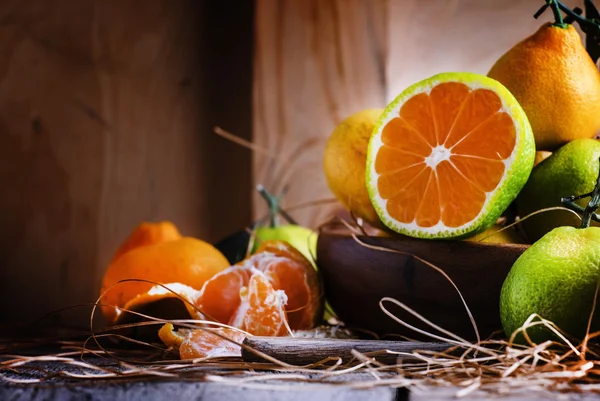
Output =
[
  {"x1": 253, "y1": 0, "x2": 388, "y2": 227},
  {"x1": 0, "y1": 379, "x2": 399, "y2": 401},
  {"x1": 242, "y1": 336, "x2": 451, "y2": 365}
]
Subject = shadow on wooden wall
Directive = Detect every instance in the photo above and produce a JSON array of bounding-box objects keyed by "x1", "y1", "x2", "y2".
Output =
[{"x1": 0, "y1": 0, "x2": 253, "y2": 326}]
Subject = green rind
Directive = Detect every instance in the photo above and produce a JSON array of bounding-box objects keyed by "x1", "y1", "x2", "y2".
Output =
[
  {"x1": 366, "y1": 72, "x2": 536, "y2": 239},
  {"x1": 500, "y1": 226, "x2": 600, "y2": 342},
  {"x1": 516, "y1": 139, "x2": 600, "y2": 242}
]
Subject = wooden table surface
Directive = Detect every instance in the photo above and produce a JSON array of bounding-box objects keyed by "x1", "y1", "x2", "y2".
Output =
[
  {"x1": 2, "y1": 362, "x2": 600, "y2": 401},
  {"x1": 2, "y1": 376, "x2": 600, "y2": 401}
]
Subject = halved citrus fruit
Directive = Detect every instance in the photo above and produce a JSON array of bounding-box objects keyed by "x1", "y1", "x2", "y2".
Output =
[{"x1": 366, "y1": 72, "x2": 535, "y2": 239}]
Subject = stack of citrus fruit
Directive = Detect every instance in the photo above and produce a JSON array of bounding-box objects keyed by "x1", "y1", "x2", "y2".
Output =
[
  {"x1": 325, "y1": 73, "x2": 536, "y2": 240},
  {"x1": 488, "y1": 20, "x2": 600, "y2": 342},
  {"x1": 322, "y1": 10, "x2": 600, "y2": 343}
]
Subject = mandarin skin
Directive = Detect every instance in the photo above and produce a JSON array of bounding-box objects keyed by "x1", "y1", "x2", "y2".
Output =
[{"x1": 488, "y1": 23, "x2": 600, "y2": 151}]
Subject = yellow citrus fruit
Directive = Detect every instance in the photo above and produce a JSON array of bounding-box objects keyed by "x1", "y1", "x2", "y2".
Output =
[
  {"x1": 533, "y1": 151, "x2": 551, "y2": 167},
  {"x1": 323, "y1": 109, "x2": 384, "y2": 227},
  {"x1": 488, "y1": 23, "x2": 600, "y2": 151},
  {"x1": 366, "y1": 72, "x2": 535, "y2": 239},
  {"x1": 467, "y1": 223, "x2": 525, "y2": 244}
]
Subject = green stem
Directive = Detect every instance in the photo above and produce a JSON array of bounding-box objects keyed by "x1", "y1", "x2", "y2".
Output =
[
  {"x1": 257, "y1": 184, "x2": 279, "y2": 227},
  {"x1": 560, "y1": 157, "x2": 600, "y2": 229},
  {"x1": 256, "y1": 184, "x2": 299, "y2": 227},
  {"x1": 535, "y1": 0, "x2": 600, "y2": 62},
  {"x1": 548, "y1": 0, "x2": 568, "y2": 28}
]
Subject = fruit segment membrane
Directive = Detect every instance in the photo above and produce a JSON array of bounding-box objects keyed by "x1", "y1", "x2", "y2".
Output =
[
  {"x1": 375, "y1": 82, "x2": 516, "y2": 228},
  {"x1": 194, "y1": 241, "x2": 322, "y2": 334}
]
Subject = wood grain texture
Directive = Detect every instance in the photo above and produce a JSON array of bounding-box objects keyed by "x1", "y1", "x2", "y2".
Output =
[
  {"x1": 242, "y1": 336, "x2": 451, "y2": 365},
  {"x1": 253, "y1": 0, "x2": 388, "y2": 227},
  {"x1": 0, "y1": 0, "x2": 253, "y2": 325},
  {"x1": 386, "y1": 0, "x2": 580, "y2": 100},
  {"x1": 253, "y1": 0, "x2": 581, "y2": 226},
  {"x1": 316, "y1": 231, "x2": 529, "y2": 340}
]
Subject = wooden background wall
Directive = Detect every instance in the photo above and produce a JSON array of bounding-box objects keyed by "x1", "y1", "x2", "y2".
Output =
[
  {"x1": 0, "y1": 0, "x2": 253, "y2": 326},
  {"x1": 253, "y1": 0, "x2": 580, "y2": 227},
  {"x1": 0, "y1": 0, "x2": 586, "y2": 326}
]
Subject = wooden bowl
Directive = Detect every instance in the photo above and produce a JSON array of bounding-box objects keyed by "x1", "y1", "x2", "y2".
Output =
[{"x1": 316, "y1": 229, "x2": 529, "y2": 340}]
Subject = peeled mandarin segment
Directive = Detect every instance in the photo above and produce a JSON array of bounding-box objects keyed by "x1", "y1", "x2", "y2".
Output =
[
  {"x1": 229, "y1": 272, "x2": 288, "y2": 337},
  {"x1": 385, "y1": 167, "x2": 432, "y2": 224},
  {"x1": 398, "y1": 93, "x2": 437, "y2": 146},
  {"x1": 430, "y1": 82, "x2": 471, "y2": 144},
  {"x1": 451, "y1": 155, "x2": 505, "y2": 193},
  {"x1": 382, "y1": 118, "x2": 431, "y2": 156},
  {"x1": 452, "y1": 112, "x2": 516, "y2": 160},
  {"x1": 414, "y1": 174, "x2": 441, "y2": 228},
  {"x1": 444, "y1": 89, "x2": 503, "y2": 148},
  {"x1": 195, "y1": 266, "x2": 252, "y2": 323},
  {"x1": 374, "y1": 147, "x2": 425, "y2": 174},
  {"x1": 179, "y1": 328, "x2": 246, "y2": 359},
  {"x1": 261, "y1": 258, "x2": 311, "y2": 329},
  {"x1": 437, "y1": 160, "x2": 486, "y2": 227},
  {"x1": 254, "y1": 241, "x2": 323, "y2": 330}
]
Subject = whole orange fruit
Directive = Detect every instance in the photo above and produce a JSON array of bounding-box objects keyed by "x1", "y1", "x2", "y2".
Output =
[
  {"x1": 100, "y1": 237, "x2": 229, "y2": 324},
  {"x1": 488, "y1": 23, "x2": 600, "y2": 151},
  {"x1": 111, "y1": 221, "x2": 181, "y2": 263}
]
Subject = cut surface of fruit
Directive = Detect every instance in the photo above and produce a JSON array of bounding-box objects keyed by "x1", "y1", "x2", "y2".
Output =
[
  {"x1": 367, "y1": 72, "x2": 535, "y2": 239},
  {"x1": 194, "y1": 240, "x2": 323, "y2": 333}
]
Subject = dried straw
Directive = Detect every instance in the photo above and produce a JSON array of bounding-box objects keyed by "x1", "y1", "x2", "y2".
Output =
[{"x1": 3, "y1": 212, "x2": 600, "y2": 397}]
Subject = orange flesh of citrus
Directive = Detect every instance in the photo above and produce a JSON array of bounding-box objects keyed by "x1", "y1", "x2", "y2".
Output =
[
  {"x1": 195, "y1": 265, "x2": 252, "y2": 323},
  {"x1": 229, "y1": 271, "x2": 288, "y2": 337},
  {"x1": 180, "y1": 327, "x2": 246, "y2": 359},
  {"x1": 158, "y1": 323, "x2": 245, "y2": 359},
  {"x1": 193, "y1": 240, "x2": 322, "y2": 336},
  {"x1": 254, "y1": 240, "x2": 323, "y2": 329},
  {"x1": 375, "y1": 83, "x2": 516, "y2": 228}
]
